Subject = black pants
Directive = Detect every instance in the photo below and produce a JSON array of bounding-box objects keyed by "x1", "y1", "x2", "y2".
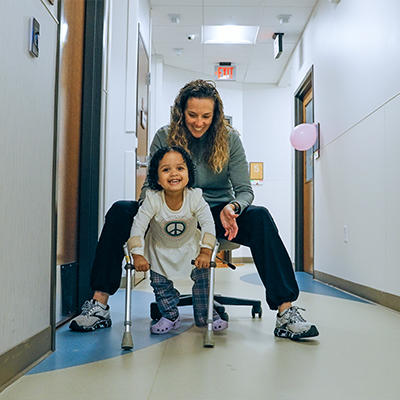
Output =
[{"x1": 90, "y1": 201, "x2": 299, "y2": 310}]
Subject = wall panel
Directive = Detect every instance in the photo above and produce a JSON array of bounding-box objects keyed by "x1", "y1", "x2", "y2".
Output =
[
  {"x1": 0, "y1": 0, "x2": 57, "y2": 389},
  {"x1": 314, "y1": 109, "x2": 386, "y2": 290},
  {"x1": 290, "y1": 0, "x2": 400, "y2": 302},
  {"x1": 384, "y1": 94, "x2": 400, "y2": 296}
]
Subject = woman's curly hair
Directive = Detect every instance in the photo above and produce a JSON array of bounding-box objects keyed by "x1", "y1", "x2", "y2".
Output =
[
  {"x1": 147, "y1": 146, "x2": 195, "y2": 191},
  {"x1": 168, "y1": 79, "x2": 229, "y2": 173}
]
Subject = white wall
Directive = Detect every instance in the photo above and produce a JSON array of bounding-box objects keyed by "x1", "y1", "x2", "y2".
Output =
[
  {"x1": 102, "y1": 0, "x2": 151, "y2": 217},
  {"x1": 0, "y1": 0, "x2": 57, "y2": 354},
  {"x1": 290, "y1": 0, "x2": 400, "y2": 296},
  {"x1": 242, "y1": 84, "x2": 293, "y2": 258}
]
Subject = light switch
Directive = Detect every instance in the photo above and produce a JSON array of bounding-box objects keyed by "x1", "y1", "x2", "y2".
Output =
[{"x1": 30, "y1": 17, "x2": 40, "y2": 57}]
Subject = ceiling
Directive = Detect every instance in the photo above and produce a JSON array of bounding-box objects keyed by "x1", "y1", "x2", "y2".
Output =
[{"x1": 149, "y1": 0, "x2": 318, "y2": 85}]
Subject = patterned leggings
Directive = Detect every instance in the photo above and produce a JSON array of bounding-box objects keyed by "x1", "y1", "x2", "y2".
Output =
[{"x1": 150, "y1": 268, "x2": 219, "y2": 327}]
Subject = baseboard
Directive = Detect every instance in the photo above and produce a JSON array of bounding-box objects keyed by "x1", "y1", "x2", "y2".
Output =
[
  {"x1": 232, "y1": 257, "x2": 253, "y2": 264},
  {"x1": 0, "y1": 326, "x2": 52, "y2": 393},
  {"x1": 314, "y1": 270, "x2": 400, "y2": 313}
]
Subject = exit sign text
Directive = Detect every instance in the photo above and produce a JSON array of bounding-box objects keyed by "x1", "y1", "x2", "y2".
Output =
[{"x1": 214, "y1": 65, "x2": 236, "y2": 81}]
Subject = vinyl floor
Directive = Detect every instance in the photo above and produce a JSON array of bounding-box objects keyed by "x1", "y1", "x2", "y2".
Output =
[{"x1": 1, "y1": 264, "x2": 400, "y2": 400}]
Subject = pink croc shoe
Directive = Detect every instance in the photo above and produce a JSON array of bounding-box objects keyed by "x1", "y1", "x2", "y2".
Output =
[
  {"x1": 213, "y1": 318, "x2": 229, "y2": 331},
  {"x1": 150, "y1": 316, "x2": 181, "y2": 335}
]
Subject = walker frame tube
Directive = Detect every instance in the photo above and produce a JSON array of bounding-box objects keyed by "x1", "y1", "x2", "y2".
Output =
[
  {"x1": 121, "y1": 244, "x2": 134, "y2": 349},
  {"x1": 203, "y1": 241, "x2": 220, "y2": 348}
]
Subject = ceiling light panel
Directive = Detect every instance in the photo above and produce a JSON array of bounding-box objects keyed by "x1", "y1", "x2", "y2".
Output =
[{"x1": 202, "y1": 25, "x2": 259, "y2": 44}]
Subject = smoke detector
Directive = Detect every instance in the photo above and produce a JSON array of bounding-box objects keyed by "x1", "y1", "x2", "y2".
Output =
[
  {"x1": 278, "y1": 14, "x2": 292, "y2": 24},
  {"x1": 173, "y1": 48, "x2": 183, "y2": 56},
  {"x1": 169, "y1": 14, "x2": 180, "y2": 24}
]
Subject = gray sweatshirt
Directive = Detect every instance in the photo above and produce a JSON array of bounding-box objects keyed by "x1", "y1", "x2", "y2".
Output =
[{"x1": 140, "y1": 125, "x2": 254, "y2": 214}]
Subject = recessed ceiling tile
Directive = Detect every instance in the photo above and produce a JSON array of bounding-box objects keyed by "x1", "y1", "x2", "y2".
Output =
[
  {"x1": 203, "y1": 6, "x2": 263, "y2": 26},
  {"x1": 151, "y1": 6, "x2": 203, "y2": 26}
]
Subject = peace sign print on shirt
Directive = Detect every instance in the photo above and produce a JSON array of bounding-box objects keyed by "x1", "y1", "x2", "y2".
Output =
[{"x1": 165, "y1": 220, "x2": 187, "y2": 237}]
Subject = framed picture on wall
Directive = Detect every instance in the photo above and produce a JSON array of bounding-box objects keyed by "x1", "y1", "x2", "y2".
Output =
[{"x1": 249, "y1": 162, "x2": 263, "y2": 180}]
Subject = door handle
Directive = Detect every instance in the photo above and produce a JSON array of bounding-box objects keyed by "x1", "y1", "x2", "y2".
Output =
[{"x1": 136, "y1": 158, "x2": 149, "y2": 169}]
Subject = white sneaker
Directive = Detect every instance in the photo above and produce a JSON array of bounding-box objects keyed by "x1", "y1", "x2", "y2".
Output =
[
  {"x1": 69, "y1": 299, "x2": 112, "y2": 332},
  {"x1": 274, "y1": 306, "x2": 319, "y2": 340}
]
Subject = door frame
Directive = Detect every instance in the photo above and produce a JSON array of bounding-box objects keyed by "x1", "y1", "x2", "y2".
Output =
[
  {"x1": 294, "y1": 66, "x2": 314, "y2": 273},
  {"x1": 134, "y1": 28, "x2": 150, "y2": 285},
  {"x1": 76, "y1": 0, "x2": 105, "y2": 309},
  {"x1": 135, "y1": 28, "x2": 150, "y2": 200}
]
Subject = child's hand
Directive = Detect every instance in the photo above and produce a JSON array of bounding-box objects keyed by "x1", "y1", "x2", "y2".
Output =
[
  {"x1": 194, "y1": 251, "x2": 211, "y2": 269},
  {"x1": 132, "y1": 254, "x2": 150, "y2": 272}
]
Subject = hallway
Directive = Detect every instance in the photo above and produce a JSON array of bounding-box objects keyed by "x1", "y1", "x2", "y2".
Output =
[{"x1": 1, "y1": 264, "x2": 399, "y2": 400}]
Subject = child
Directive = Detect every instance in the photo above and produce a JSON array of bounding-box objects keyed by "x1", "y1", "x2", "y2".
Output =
[{"x1": 127, "y1": 146, "x2": 228, "y2": 334}]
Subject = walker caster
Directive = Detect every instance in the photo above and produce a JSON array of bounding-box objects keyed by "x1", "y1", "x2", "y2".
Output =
[{"x1": 251, "y1": 305, "x2": 262, "y2": 318}]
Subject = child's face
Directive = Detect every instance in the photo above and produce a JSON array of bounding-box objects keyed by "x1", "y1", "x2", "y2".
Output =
[{"x1": 158, "y1": 151, "x2": 189, "y2": 193}]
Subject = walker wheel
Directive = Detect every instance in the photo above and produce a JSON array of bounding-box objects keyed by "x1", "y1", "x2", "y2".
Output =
[{"x1": 251, "y1": 305, "x2": 262, "y2": 318}]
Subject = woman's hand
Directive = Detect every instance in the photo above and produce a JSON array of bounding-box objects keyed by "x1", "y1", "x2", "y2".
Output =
[
  {"x1": 194, "y1": 249, "x2": 212, "y2": 268},
  {"x1": 220, "y1": 204, "x2": 239, "y2": 241},
  {"x1": 131, "y1": 254, "x2": 150, "y2": 272}
]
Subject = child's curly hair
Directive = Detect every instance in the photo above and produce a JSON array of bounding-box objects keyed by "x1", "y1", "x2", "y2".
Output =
[{"x1": 147, "y1": 146, "x2": 196, "y2": 191}]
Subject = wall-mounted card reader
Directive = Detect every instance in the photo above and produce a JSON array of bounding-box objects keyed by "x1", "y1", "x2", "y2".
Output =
[{"x1": 30, "y1": 17, "x2": 40, "y2": 57}]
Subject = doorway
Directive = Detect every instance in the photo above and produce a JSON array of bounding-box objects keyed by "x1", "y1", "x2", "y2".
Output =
[
  {"x1": 294, "y1": 67, "x2": 315, "y2": 274},
  {"x1": 55, "y1": 0, "x2": 105, "y2": 326},
  {"x1": 135, "y1": 30, "x2": 150, "y2": 199},
  {"x1": 55, "y1": 0, "x2": 86, "y2": 326},
  {"x1": 134, "y1": 29, "x2": 150, "y2": 285}
]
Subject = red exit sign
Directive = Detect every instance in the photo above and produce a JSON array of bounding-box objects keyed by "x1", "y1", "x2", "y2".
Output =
[{"x1": 214, "y1": 65, "x2": 236, "y2": 81}]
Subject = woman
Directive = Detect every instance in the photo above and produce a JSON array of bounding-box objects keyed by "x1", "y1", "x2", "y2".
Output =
[{"x1": 70, "y1": 79, "x2": 319, "y2": 340}]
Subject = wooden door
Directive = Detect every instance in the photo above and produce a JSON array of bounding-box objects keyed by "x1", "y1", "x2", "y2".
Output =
[
  {"x1": 55, "y1": 0, "x2": 86, "y2": 325},
  {"x1": 294, "y1": 67, "x2": 315, "y2": 274}
]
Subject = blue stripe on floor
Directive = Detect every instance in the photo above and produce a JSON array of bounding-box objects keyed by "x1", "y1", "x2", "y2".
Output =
[
  {"x1": 240, "y1": 271, "x2": 371, "y2": 304},
  {"x1": 28, "y1": 290, "x2": 194, "y2": 374}
]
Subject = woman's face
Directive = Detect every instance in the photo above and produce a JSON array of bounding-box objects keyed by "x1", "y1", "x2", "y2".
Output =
[{"x1": 184, "y1": 97, "x2": 214, "y2": 138}]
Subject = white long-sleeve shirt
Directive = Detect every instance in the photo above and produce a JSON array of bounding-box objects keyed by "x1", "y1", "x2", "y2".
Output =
[{"x1": 128, "y1": 188, "x2": 216, "y2": 279}]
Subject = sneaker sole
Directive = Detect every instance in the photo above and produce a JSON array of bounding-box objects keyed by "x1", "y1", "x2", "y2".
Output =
[
  {"x1": 274, "y1": 325, "x2": 319, "y2": 340},
  {"x1": 69, "y1": 319, "x2": 112, "y2": 332},
  {"x1": 150, "y1": 317, "x2": 181, "y2": 335},
  {"x1": 213, "y1": 319, "x2": 229, "y2": 331}
]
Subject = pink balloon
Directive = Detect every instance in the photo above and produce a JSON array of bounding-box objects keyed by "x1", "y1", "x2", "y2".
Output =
[{"x1": 290, "y1": 123, "x2": 317, "y2": 151}]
